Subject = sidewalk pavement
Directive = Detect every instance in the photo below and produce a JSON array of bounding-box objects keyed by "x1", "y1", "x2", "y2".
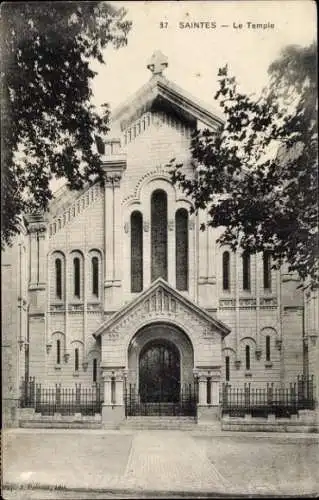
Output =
[{"x1": 3, "y1": 428, "x2": 319, "y2": 498}]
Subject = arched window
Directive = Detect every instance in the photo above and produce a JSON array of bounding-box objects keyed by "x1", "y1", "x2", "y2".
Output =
[
  {"x1": 55, "y1": 258, "x2": 62, "y2": 299},
  {"x1": 56, "y1": 340, "x2": 61, "y2": 365},
  {"x1": 93, "y1": 358, "x2": 97, "y2": 383},
  {"x1": 263, "y1": 251, "x2": 272, "y2": 290},
  {"x1": 73, "y1": 257, "x2": 80, "y2": 298},
  {"x1": 151, "y1": 190, "x2": 167, "y2": 281},
  {"x1": 222, "y1": 252, "x2": 230, "y2": 291},
  {"x1": 131, "y1": 211, "x2": 143, "y2": 292},
  {"x1": 243, "y1": 251, "x2": 251, "y2": 290},
  {"x1": 74, "y1": 348, "x2": 79, "y2": 371},
  {"x1": 92, "y1": 257, "x2": 99, "y2": 297},
  {"x1": 175, "y1": 208, "x2": 188, "y2": 291},
  {"x1": 245, "y1": 345, "x2": 251, "y2": 370}
]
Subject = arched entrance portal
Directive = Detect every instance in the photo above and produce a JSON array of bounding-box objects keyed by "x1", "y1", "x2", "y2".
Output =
[
  {"x1": 126, "y1": 323, "x2": 197, "y2": 416},
  {"x1": 139, "y1": 339, "x2": 180, "y2": 403}
]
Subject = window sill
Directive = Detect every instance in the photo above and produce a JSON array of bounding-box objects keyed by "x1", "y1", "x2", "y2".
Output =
[
  {"x1": 73, "y1": 371, "x2": 80, "y2": 377},
  {"x1": 54, "y1": 365, "x2": 61, "y2": 370},
  {"x1": 265, "y1": 361, "x2": 273, "y2": 368},
  {"x1": 245, "y1": 371, "x2": 252, "y2": 377}
]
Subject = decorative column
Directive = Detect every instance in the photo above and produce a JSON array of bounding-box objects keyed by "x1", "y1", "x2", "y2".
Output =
[
  {"x1": 195, "y1": 368, "x2": 221, "y2": 424},
  {"x1": 115, "y1": 370, "x2": 124, "y2": 405},
  {"x1": 143, "y1": 218, "x2": 151, "y2": 289},
  {"x1": 102, "y1": 372, "x2": 112, "y2": 405},
  {"x1": 102, "y1": 151, "x2": 126, "y2": 312},
  {"x1": 198, "y1": 373, "x2": 207, "y2": 405},
  {"x1": 255, "y1": 253, "x2": 262, "y2": 359},
  {"x1": 25, "y1": 213, "x2": 48, "y2": 381},
  {"x1": 211, "y1": 371, "x2": 221, "y2": 406}
]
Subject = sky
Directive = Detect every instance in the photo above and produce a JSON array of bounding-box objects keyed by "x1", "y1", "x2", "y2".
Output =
[
  {"x1": 53, "y1": 0, "x2": 316, "y2": 193},
  {"x1": 90, "y1": 0, "x2": 316, "y2": 112}
]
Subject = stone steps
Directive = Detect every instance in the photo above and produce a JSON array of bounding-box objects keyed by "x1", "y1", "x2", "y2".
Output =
[{"x1": 121, "y1": 416, "x2": 199, "y2": 430}]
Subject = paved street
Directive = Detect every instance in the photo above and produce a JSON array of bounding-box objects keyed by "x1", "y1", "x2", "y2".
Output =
[{"x1": 3, "y1": 428, "x2": 319, "y2": 498}]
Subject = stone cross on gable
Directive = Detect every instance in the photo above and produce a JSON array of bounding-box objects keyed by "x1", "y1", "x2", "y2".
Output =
[{"x1": 147, "y1": 50, "x2": 168, "y2": 76}]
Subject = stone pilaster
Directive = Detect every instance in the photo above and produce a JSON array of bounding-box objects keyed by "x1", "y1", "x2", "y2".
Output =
[
  {"x1": 25, "y1": 213, "x2": 48, "y2": 317},
  {"x1": 102, "y1": 154, "x2": 126, "y2": 312}
]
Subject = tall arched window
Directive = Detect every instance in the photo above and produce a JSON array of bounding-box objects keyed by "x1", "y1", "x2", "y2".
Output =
[
  {"x1": 245, "y1": 345, "x2": 251, "y2": 370},
  {"x1": 74, "y1": 348, "x2": 79, "y2": 371},
  {"x1": 73, "y1": 257, "x2": 80, "y2": 298},
  {"x1": 55, "y1": 258, "x2": 62, "y2": 299},
  {"x1": 263, "y1": 251, "x2": 272, "y2": 290},
  {"x1": 151, "y1": 190, "x2": 167, "y2": 281},
  {"x1": 175, "y1": 208, "x2": 188, "y2": 291},
  {"x1": 243, "y1": 251, "x2": 251, "y2": 290},
  {"x1": 131, "y1": 211, "x2": 143, "y2": 292},
  {"x1": 92, "y1": 257, "x2": 99, "y2": 297},
  {"x1": 222, "y1": 251, "x2": 230, "y2": 291},
  {"x1": 266, "y1": 335, "x2": 271, "y2": 362},
  {"x1": 93, "y1": 358, "x2": 97, "y2": 383},
  {"x1": 225, "y1": 356, "x2": 230, "y2": 381},
  {"x1": 56, "y1": 339, "x2": 61, "y2": 365}
]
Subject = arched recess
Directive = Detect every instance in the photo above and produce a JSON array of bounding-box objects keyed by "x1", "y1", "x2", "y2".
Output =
[
  {"x1": 88, "y1": 249, "x2": 103, "y2": 301},
  {"x1": 260, "y1": 327, "x2": 278, "y2": 364},
  {"x1": 151, "y1": 189, "x2": 168, "y2": 281},
  {"x1": 175, "y1": 208, "x2": 188, "y2": 291},
  {"x1": 50, "y1": 251, "x2": 66, "y2": 302},
  {"x1": 88, "y1": 349, "x2": 101, "y2": 383},
  {"x1": 222, "y1": 347, "x2": 236, "y2": 383},
  {"x1": 69, "y1": 250, "x2": 84, "y2": 300},
  {"x1": 222, "y1": 251, "x2": 230, "y2": 291},
  {"x1": 127, "y1": 322, "x2": 194, "y2": 392},
  {"x1": 51, "y1": 331, "x2": 66, "y2": 366},
  {"x1": 239, "y1": 337, "x2": 256, "y2": 371},
  {"x1": 70, "y1": 340, "x2": 84, "y2": 373},
  {"x1": 130, "y1": 211, "x2": 143, "y2": 292}
]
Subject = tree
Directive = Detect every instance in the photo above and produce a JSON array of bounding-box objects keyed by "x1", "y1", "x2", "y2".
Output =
[
  {"x1": 1, "y1": 1, "x2": 131, "y2": 247},
  {"x1": 171, "y1": 42, "x2": 318, "y2": 288}
]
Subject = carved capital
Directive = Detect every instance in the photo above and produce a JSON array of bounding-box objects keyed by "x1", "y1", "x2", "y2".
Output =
[
  {"x1": 275, "y1": 339, "x2": 282, "y2": 351},
  {"x1": 124, "y1": 222, "x2": 129, "y2": 233},
  {"x1": 234, "y1": 360, "x2": 241, "y2": 370},
  {"x1": 168, "y1": 219, "x2": 174, "y2": 231},
  {"x1": 25, "y1": 213, "x2": 48, "y2": 234},
  {"x1": 143, "y1": 220, "x2": 150, "y2": 232},
  {"x1": 255, "y1": 348, "x2": 262, "y2": 360},
  {"x1": 189, "y1": 219, "x2": 195, "y2": 230}
]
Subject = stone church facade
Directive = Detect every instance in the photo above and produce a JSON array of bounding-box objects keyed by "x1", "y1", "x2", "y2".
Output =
[{"x1": 2, "y1": 52, "x2": 318, "y2": 427}]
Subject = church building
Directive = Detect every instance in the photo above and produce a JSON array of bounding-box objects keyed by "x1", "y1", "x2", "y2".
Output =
[{"x1": 2, "y1": 51, "x2": 318, "y2": 427}]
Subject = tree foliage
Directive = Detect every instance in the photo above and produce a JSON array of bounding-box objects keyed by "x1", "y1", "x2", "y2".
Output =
[
  {"x1": 1, "y1": 1, "x2": 131, "y2": 246},
  {"x1": 171, "y1": 42, "x2": 318, "y2": 287}
]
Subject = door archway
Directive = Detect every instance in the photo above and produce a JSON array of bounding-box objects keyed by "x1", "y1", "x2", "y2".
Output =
[{"x1": 139, "y1": 339, "x2": 180, "y2": 403}]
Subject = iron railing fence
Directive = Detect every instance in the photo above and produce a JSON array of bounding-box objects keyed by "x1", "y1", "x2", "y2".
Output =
[
  {"x1": 124, "y1": 383, "x2": 198, "y2": 418},
  {"x1": 20, "y1": 378, "x2": 103, "y2": 416},
  {"x1": 220, "y1": 375, "x2": 316, "y2": 418}
]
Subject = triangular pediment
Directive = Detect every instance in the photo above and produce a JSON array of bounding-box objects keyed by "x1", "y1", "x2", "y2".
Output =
[
  {"x1": 93, "y1": 278, "x2": 230, "y2": 339},
  {"x1": 112, "y1": 75, "x2": 223, "y2": 132}
]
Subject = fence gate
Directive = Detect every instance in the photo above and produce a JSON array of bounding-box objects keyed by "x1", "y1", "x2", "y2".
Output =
[{"x1": 125, "y1": 382, "x2": 198, "y2": 417}]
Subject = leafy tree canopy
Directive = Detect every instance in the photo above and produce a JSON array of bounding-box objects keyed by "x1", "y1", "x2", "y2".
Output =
[
  {"x1": 171, "y1": 42, "x2": 318, "y2": 288},
  {"x1": 1, "y1": 1, "x2": 131, "y2": 247}
]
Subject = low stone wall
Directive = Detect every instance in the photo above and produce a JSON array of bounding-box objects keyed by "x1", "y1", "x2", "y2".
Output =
[
  {"x1": 18, "y1": 408, "x2": 102, "y2": 428},
  {"x1": 222, "y1": 410, "x2": 319, "y2": 433}
]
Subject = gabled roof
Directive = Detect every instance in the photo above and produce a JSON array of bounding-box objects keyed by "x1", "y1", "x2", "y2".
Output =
[
  {"x1": 93, "y1": 277, "x2": 230, "y2": 338},
  {"x1": 112, "y1": 74, "x2": 224, "y2": 131}
]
